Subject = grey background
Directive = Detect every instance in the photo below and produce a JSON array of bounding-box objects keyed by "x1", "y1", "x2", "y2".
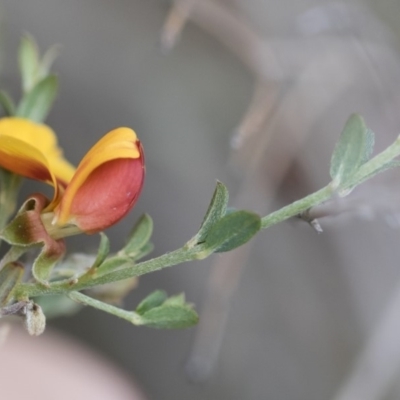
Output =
[{"x1": 2, "y1": 1, "x2": 400, "y2": 399}]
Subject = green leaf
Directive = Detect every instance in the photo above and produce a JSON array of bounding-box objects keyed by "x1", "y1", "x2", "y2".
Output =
[
  {"x1": 140, "y1": 305, "x2": 198, "y2": 329},
  {"x1": 330, "y1": 114, "x2": 374, "y2": 186},
  {"x1": 122, "y1": 214, "x2": 153, "y2": 257},
  {"x1": 363, "y1": 129, "x2": 375, "y2": 164},
  {"x1": 19, "y1": 34, "x2": 40, "y2": 93},
  {"x1": 131, "y1": 242, "x2": 154, "y2": 261},
  {"x1": 91, "y1": 233, "x2": 110, "y2": 269},
  {"x1": 136, "y1": 292, "x2": 197, "y2": 328},
  {"x1": 196, "y1": 181, "x2": 229, "y2": 242},
  {"x1": 0, "y1": 262, "x2": 24, "y2": 306},
  {"x1": 67, "y1": 291, "x2": 196, "y2": 330},
  {"x1": 95, "y1": 255, "x2": 130, "y2": 276},
  {"x1": 0, "y1": 91, "x2": 16, "y2": 116},
  {"x1": 204, "y1": 210, "x2": 261, "y2": 252},
  {"x1": 162, "y1": 293, "x2": 186, "y2": 307},
  {"x1": 136, "y1": 290, "x2": 167, "y2": 315},
  {"x1": 38, "y1": 44, "x2": 60, "y2": 80},
  {"x1": 16, "y1": 74, "x2": 58, "y2": 122}
]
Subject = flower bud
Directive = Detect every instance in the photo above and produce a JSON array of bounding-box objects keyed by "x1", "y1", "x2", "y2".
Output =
[{"x1": 24, "y1": 302, "x2": 46, "y2": 336}]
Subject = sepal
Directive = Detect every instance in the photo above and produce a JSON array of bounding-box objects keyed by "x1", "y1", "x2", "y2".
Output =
[{"x1": 1, "y1": 194, "x2": 65, "y2": 284}]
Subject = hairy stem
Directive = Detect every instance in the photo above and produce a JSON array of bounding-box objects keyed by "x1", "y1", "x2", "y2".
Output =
[
  {"x1": 261, "y1": 185, "x2": 333, "y2": 229},
  {"x1": 15, "y1": 244, "x2": 207, "y2": 298},
  {"x1": 68, "y1": 291, "x2": 142, "y2": 324}
]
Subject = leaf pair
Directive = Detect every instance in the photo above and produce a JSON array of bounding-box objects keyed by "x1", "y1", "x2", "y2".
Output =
[
  {"x1": 0, "y1": 35, "x2": 58, "y2": 122},
  {"x1": 135, "y1": 290, "x2": 198, "y2": 329}
]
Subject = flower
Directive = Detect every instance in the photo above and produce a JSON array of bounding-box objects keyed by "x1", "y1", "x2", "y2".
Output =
[
  {"x1": 53, "y1": 127, "x2": 145, "y2": 233},
  {"x1": 0, "y1": 117, "x2": 145, "y2": 234}
]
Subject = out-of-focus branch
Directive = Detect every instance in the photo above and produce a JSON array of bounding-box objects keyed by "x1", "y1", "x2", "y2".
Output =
[
  {"x1": 161, "y1": 0, "x2": 267, "y2": 76},
  {"x1": 332, "y1": 279, "x2": 400, "y2": 400},
  {"x1": 160, "y1": 0, "x2": 196, "y2": 53}
]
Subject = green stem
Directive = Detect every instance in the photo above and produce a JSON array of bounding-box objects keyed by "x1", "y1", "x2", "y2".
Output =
[
  {"x1": 15, "y1": 245, "x2": 206, "y2": 298},
  {"x1": 343, "y1": 135, "x2": 400, "y2": 188},
  {"x1": 68, "y1": 291, "x2": 143, "y2": 325},
  {"x1": 0, "y1": 246, "x2": 27, "y2": 271},
  {"x1": 261, "y1": 185, "x2": 333, "y2": 229}
]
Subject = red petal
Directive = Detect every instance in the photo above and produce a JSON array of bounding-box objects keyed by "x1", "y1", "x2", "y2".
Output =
[{"x1": 65, "y1": 156, "x2": 145, "y2": 233}]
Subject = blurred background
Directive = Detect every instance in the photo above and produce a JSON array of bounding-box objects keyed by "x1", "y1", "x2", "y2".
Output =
[{"x1": 2, "y1": 0, "x2": 400, "y2": 399}]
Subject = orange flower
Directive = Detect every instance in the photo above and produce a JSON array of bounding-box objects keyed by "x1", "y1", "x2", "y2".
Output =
[
  {"x1": 0, "y1": 118, "x2": 145, "y2": 234},
  {"x1": 54, "y1": 127, "x2": 145, "y2": 233}
]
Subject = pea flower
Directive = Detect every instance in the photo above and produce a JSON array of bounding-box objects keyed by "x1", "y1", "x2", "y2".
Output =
[{"x1": 0, "y1": 117, "x2": 145, "y2": 235}]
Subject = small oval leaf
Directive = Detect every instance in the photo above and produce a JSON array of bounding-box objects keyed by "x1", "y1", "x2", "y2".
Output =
[
  {"x1": 131, "y1": 242, "x2": 154, "y2": 262},
  {"x1": 140, "y1": 305, "x2": 198, "y2": 329},
  {"x1": 38, "y1": 44, "x2": 61, "y2": 80},
  {"x1": 163, "y1": 293, "x2": 186, "y2": 307},
  {"x1": 122, "y1": 214, "x2": 153, "y2": 257},
  {"x1": 330, "y1": 114, "x2": 374, "y2": 186},
  {"x1": 204, "y1": 210, "x2": 261, "y2": 253},
  {"x1": 196, "y1": 181, "x2": 229, "y2": 242},
  {"x1": 91, "y1": 232, "x2": 110, "y2": 269},
  {"x1": 19, "y1": 34, "x2": 40, "y2": 93},
  {"x1": 16, "y1": 75, "x2": 58, "y2": 122},
  {"x1": 95, "y1": 255, "x2": 130, "y2": 277},
  {"x1": 136, "y1": 290, "x2": 168, "y2": 315}
]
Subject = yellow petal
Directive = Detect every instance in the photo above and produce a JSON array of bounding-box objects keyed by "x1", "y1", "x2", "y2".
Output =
[
  {"x1": 0, "y1": 135, "x2": 62, "y2": 206},
  {"x1": 0, "y1": 117, "x2": 75, "y2": 184},
  {"x1": 48, "y1": 156, "x2": 76, "y2": 187}
]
